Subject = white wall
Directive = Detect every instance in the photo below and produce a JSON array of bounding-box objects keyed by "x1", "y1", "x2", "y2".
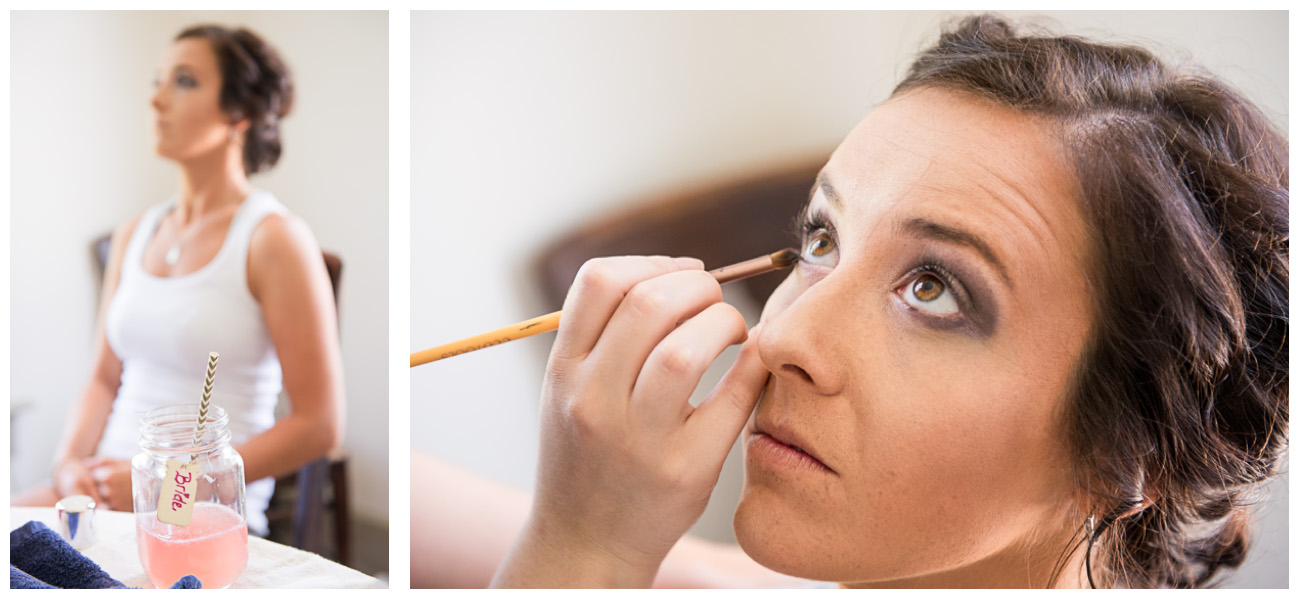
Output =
[
  {"x1": 10, "y1": 10, "x2": 390, "y2": 526},
  {"x1": 411, "y1": 11, "x2": 1287, "y2": 587}
]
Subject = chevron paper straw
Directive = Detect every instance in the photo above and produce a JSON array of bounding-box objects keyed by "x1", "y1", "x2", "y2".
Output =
[{"x1": 191, "y1": 352, "x2": 219, "y2": 463}]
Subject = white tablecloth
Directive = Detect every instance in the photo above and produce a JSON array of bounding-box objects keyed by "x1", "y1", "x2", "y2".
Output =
[{"x1": 11, "y1": 507, "x2": 384, "y2": 589}]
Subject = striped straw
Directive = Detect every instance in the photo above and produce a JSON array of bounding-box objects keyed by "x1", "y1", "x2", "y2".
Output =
[{"x1": 191, "y1": 352, "x2": 219, "y2": 463}]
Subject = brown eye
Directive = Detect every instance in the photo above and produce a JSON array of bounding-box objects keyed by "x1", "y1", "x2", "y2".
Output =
[
  {"x1": 804, "y1": 230, "x2": 835, "y2": 258},
  {"x1": 901, "y1": 271, "x2": 959, "y2": 315},
  {"x1": 911, "y1": 275, "x2": 944, "y2": 302}
]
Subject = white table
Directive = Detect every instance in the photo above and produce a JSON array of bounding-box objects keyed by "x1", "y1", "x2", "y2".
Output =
[{"x1": 11, "y1": 507, "x2": 384, "y2": 589}]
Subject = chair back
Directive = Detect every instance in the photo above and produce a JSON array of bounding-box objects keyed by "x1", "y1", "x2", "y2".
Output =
[{"x1": 533, "y1": 155, "x2": 827, "y2": 310}]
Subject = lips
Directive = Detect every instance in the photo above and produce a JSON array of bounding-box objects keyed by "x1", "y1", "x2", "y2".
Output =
[{"x1": 750, "y1": 422, "x2": 835, "y2": 474}]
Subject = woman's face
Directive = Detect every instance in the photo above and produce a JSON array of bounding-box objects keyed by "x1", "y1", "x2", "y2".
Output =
[
  {"x1": 734, "y1": 87, "x2": 1095, "y2": 587},
  {"x1": 151, "y1": 38, "x2": 238, "y2": 164}
]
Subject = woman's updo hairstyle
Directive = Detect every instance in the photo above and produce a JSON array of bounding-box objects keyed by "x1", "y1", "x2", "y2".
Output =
[
  {"x1": 176, "y1": 25, "x2": 294, "y2": 175},
  {"x1": 893, "y1": 14, "x2": 1287, "y2": 588}
]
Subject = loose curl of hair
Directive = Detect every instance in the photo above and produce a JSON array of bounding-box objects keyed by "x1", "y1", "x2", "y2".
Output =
[
  {"x1": 893, "y1": 14, "x2": 1288, "y2": 588},
  {"x1": 176, "y1": 25, "x2": 294, "y2": 175}
]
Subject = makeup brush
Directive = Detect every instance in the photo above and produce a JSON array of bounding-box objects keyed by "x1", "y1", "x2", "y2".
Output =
[{"x1": 410, "y1": 248, "x2": 801, "y2": 367}]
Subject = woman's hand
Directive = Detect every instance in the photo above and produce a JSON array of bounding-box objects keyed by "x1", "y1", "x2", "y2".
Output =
[
  {"x1": 493, "y1": 256, "x2": 771, "y2": 588},
  {"x1": 53, "y1": 458, "x2": 103, "y2": 506},
  {"x1": 85, "y1": 457, "x2": 133, "y2": 511}
]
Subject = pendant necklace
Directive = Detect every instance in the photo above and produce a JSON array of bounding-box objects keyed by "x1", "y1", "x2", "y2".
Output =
[
  {"x1": 165, "y1": 209, "x2": 184, "y2": 265},
  {"x1": 164, "y1": 240, "x2": 182, "y2": 265}
]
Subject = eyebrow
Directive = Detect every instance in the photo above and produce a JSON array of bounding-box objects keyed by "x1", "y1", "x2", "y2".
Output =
[
  {"x1": 814, "y1": 171, "x2": 843, "y2": 213},
  {"x1": 902, "y1": 218, "x2": 1014, "y2": 290},
  {"x1": 812, "y1": 172, "x2": 1014, "y2": 290}
]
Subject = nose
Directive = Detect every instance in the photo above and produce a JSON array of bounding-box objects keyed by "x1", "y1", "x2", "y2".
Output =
[
  {"x1": 756, "y1": 273, "x2": 853, "y2": 396},
  {"x1": 151, "y1": 82, "x2": 166, "y2": 113}
]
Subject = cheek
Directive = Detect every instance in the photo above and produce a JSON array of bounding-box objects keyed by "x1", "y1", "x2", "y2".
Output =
[
  {"x1": 825, "y1": 329, "x2": 1080, "y2": 562},
  {"x1": 860, "y1": 331, "x2": 1074, "y2": 498},
  {"x1": 167, "y1": 95, "x2": 232, "y2": 152},
  {"x1": 173, "y1": 90, "x2": 226, "y2": 127}
]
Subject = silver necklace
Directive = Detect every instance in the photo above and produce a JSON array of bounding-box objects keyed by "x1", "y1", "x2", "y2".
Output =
[
  {"x1": 164, "y1": 209, "x2": 185, "y2": 265},
  {"x1": 164, "y1": 239, "x2": 182, "y2": 265}
]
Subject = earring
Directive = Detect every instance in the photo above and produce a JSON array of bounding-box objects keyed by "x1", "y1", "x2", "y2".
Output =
[{"x1": 1085, "y1": 514, "x2": 1098, "y2": 589}]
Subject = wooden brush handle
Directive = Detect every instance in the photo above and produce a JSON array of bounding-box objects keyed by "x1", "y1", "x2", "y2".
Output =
[
  {"x1": 410, "y1": 310, "x2": 562, "y2": 367},
  {"x1": 411, "y1": 248, "x2": 798, "y2": 367}
]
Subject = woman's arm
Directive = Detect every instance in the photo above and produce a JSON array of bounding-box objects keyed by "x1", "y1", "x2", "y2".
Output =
[
  {"x1": 51, "y1": 216, "x2": 139, "y2": 504},
  {"x1": 491, "y1": 256, "x2": 770, "y2": 588},
  {"x1": 412, "y1": 452, "x2": 531, "y2": 588},
  {"x1": 240, "y1": 212, "x2": 345, "y2": 483},
  {"x1": 412, "y1": 451, "x2": 807, "y2": 589}
]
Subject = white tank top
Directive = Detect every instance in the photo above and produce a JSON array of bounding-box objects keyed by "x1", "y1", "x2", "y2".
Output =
[{"x1": 101, "y1": 189, "x2": 287, "y2": 534}]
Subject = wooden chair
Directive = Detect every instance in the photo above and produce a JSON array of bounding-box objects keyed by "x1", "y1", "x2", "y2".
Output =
[
  {"x1": 92, "y1": 232, "x2": 351, "y2": 563},
  {"x1": 532, "y1": 155, "x2": 827, "y2": 310}
]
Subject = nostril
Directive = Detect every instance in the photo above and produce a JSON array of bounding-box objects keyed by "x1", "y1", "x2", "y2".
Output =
[{"x1": 780, "y1": 363, "x2": 814, "y2": 384}]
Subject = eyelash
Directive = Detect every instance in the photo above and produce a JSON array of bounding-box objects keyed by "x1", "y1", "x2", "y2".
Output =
[
  {"x1": 795, "y1": 209, "x2": 974, "y2": 316},
  {"x1": 899, "y1": 260, "x2": 972, "y2": 314},
  {"x1": 795, "y1": 209, "x2": 834, "y2": 246}
]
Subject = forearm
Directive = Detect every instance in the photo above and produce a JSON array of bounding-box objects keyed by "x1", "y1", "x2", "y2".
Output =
[
  {"x1": 491, "y1": 514, "x2": 660, "y2": 589},
  {"x1": 236, "y1": 408, "x2": 339, "y2": 483},
  {"x1": 53, "y1": 378, "x2": 117, "y2": 468},
  {"x1": 411, "y1": 452, "x2": 531, "y2": 588}
]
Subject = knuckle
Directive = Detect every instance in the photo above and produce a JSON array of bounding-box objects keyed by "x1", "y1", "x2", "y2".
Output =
[
  {"x1": 657, "y1": 344, "x2": 700, "y2": 377},
  {"x1": 627, "y1": 283, "x2": 669, "y2": 316},
  {"x1": 562, "y1": 397, "x2": 603, "y2": 439},
  {"x1": 573, "y1": 259, "x2": 615, "y2": 294},
  {"x1": 651, "y1": 460, "x2": 687, "y2": 491},
  {"x1": 654, "y1": 457, "x2": 707, "y2": 494}
]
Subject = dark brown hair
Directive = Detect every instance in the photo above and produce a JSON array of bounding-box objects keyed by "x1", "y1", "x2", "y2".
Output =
[
  {"x1": 176, "y1": 25, "x2": 294, "y2": 175},
  {"x1": 893, "y1": 14, "x2": 1288, "y2": 588}
]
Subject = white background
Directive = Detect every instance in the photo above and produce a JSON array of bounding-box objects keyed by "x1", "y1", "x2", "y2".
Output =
[
  {"x1": 411, "y1": 10, "x2": 1288, "y2": 588},
  {"x1": 9, "y1": 11, "x2": 391, "y2": 528}
]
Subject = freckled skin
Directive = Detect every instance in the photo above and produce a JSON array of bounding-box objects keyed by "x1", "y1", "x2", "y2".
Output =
[{"x1": 734, "y1": 88, "x2": 1095, "y2": 588}]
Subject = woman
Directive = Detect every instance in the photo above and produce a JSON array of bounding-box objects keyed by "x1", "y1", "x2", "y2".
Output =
[
  {"x1": 491, "y1": 15, "x2": 1287, "y2": 588},
  {"x1": 15, "y1": 25, "x2": 345, "y2": 537}
]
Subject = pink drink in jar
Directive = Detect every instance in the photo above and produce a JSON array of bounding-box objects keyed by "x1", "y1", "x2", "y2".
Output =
[{"x1": 136, "y1": 502, "x2": 248, "y2": 588}]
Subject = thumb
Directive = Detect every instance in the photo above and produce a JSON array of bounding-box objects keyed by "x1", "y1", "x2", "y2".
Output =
[{"x1": 686, "y1": 324, "x2": 769, "y2": 460}]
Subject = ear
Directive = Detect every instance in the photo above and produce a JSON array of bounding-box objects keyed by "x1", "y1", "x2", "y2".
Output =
[{"x1": 228, "y1": 110, "x2": 251, "y2": 135}]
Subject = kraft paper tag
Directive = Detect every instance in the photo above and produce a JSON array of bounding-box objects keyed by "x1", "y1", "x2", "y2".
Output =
[{"x1": 156, "y1": 459, "x2": 198, "y2": 526}]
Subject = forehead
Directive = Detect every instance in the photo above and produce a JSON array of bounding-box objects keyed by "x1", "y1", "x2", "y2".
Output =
[
  {"x1": 821, "y1": 87, "x2": 1088, "y2": 273},
  {"x1": 160, "y1": 37, "x2": 219, "y2": 75}
]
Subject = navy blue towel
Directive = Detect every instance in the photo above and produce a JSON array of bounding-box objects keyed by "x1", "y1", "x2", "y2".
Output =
[{"x1": 9, "y1": 521, "x2": 201, "y2": 589}]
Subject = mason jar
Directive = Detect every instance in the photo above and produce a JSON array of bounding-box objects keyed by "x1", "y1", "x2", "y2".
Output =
[{"x1": 131, "y1": 404, "x2": 248, "y2": 589}]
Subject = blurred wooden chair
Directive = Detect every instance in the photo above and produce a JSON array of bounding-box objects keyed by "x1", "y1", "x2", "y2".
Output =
[
  {"x1": 92, "y1": 232, "x2": 351, "y2": 563},
  {"x1": 533, "y1": 155, "x2": 827, "y2": 310}
]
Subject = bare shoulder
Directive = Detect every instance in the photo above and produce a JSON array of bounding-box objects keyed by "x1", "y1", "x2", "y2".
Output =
[
  {"x1": 249, "y1": 212, "x2": 322, "y2": 262},
  {"x1": 106, "y1": 213, "x2": 146, "y2": 265},
  {"x1": 111, "y1": 213, "x2": 144, "y2": 247},
  {"x1": 247, "y1": 212, "x2": 326, "y2": 299}
]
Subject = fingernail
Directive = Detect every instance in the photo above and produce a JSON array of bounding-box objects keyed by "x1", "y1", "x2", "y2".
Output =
[{"x1": 674, "y1": 256, "x2": 703, "y2": 270}]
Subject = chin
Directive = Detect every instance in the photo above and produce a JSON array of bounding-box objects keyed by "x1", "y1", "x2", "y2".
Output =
[{"x1": 733, "y1": 484, "x2": 858, "y2": 583}]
